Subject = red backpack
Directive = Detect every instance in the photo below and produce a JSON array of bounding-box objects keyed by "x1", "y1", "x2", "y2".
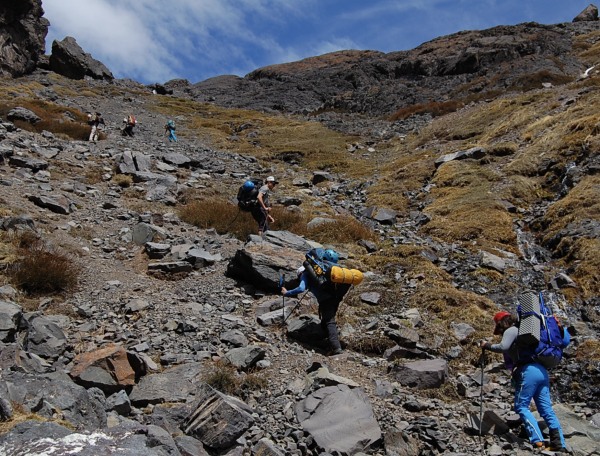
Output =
[{"x1": 127, "y1": 115, "x2": 136, "y2": 126}]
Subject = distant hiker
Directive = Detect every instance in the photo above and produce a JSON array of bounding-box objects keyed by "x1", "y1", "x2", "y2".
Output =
[
  {"x1": 87, "y1": 112, "x2": 105, "y2": 142},
  {"x1": 122, "y1": 115, "x2": 136, "y2": 137},
  {"x1": 165, "y1": 119, "x2": 177, "y2": 142},
  {"x1": 481, "y1": 310, "x2": 570, "y2": 452},
  {"x1": 252, "y1": 176, "x2": 277, "y2": 235},
  {"x1": 282, "y1": 249, "x2": 349, "y2": 355}
]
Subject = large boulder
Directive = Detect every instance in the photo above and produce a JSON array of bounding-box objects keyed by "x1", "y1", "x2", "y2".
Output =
[
  {"x1": 389, "y1": 359, "x2": 448, "y2": 389},
  {"x1": 115, "y1": 151, "x2": 153, "y2": 174},
  {"x1": 227, "y1": 240, "x2": 304, "y2": 289},
  {"x1": 0, "y1": 300, "x2": 22, "y2": 342},
  {"x1": 49, "y1": 36, "x2": 113, "y2": 80},
  {"x1": 224, "y1": 345, "x2": 266, "y2": 370},
  {"x1": 184, "y1": 382, "x2": 255, "y2": 450},
  {"x1": 69, "y1": 344, "x2": 136, "y2": 394},
  {"x1": 1, "y1": 371, "x2": 106, "y2": 430},
  {"x1": 573, "y1": 4, "x2": 599, "y2": 22},
  {"x1": 25, "y1": 316, "x2": 67, "y2": 359},
  {"x1": 295, "y1": 384, "x2": 382, "y2": 455},
  {"x1": 27, "y1": 194, "x2": 70, "y2": 214},
  {"x1": 0, "y1": 0, "x2": 49, "y2": 78},
  {"x1": 6, "y1": 108, "x2": 41, "y2": 125}
]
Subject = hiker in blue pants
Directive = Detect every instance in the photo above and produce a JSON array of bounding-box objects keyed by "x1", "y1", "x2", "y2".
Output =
[
  {"x1": 165, "y1": 120, "x2": 177, "y2": 142},
  {"x1": 481, "y1": 311, "x2": 570, "y2": 452}
]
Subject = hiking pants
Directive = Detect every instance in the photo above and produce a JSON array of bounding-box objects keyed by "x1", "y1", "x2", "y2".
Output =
[
  {"x1": 513, "y1": 363, "x2": 565, "y2": 446},
  {"x1": 123, "y1": 125, "x2": 134, "y2": 137},
  {"x1": 89, "y1": 125, "x2": 99, "y2": 141},
  {"x1": 319, "y1": 299, "x2": 341, "y2": 351},
  {"x1": 251, "y1": 207, "x2": 269, "y2": 234},
  {"x1": 168, "y1": 129, "x2": 177, "y2": 142}
]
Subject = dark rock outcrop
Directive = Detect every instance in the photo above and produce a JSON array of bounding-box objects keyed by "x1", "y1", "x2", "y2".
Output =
[
  {"x1": 185, "y1": 22, "x2": 593, "y2": 117},
  {"x1": 49, "y1": 36, "x2": 113, "y2": 80},
  {"x1": 574, "y1": 4, "x2": 599, "y2": 22},
  {"x1": 0, "y1": 0, "x2": 49, "y2": 77}
]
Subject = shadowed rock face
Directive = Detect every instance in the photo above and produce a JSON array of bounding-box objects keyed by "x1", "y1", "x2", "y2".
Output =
[
  {"x1": 0, "y1": 0, "x2": 49, "y2": 77},
  {"x1": 49, "y1": 36, "x2": 113, "y2": 80}
]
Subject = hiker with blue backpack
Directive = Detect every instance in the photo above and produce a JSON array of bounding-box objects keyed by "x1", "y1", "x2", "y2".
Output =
[
  {"x1": 281, "y1": 249, "x2": 363, "y2": 356},
  {"x1": 251, "y1": 176, "x2": 277, "y2": 235},
  {"x1": 481, "y1": 291, "x2": 570, "y2": 453},
  {"x1": 165, "y1": 120, "x2": 177, "y2": 142}
]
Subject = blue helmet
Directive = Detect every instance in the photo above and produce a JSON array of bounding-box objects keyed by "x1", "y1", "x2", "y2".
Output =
[
  {"x1": 241, "y1": 180, "x2": 255, "y2": 192},
  {"x1": 323, "y1": 249, "x2": 338, "y2": 263}
]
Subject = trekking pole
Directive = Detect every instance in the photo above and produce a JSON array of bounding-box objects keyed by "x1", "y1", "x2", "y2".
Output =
[
  {"x1": 279, "y1": 274, "x2": 285, "y2": 340},
  {"x1": 281, "y1": 293, "x2": 308, "y2": 340},
  {"x1": 224, "y1": 208, "x2": 241, "y2": 231},
  {"x1": 479, "y1": 344, "x2": 486, "y2": 444}
]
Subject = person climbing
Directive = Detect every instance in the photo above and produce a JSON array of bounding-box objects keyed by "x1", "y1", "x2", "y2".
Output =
[
  {"x1": 87, "y1": 112, "x2": 105, "y2": 142},
  {"x1": 251, "y1": 176, "x2": 277, "y2": 235},
  {"x1": 481, "y1": 311, "x2": 570, "y2": 452},
  {"x1": 281, "y1": 249, "x2": 348, "y2": 355},
  {"x1": 122, "y1": 115, "x2": 136, "y2": 137},
  {"x1": 165, "y1": 119, "x2": 177, "y2": 142}
]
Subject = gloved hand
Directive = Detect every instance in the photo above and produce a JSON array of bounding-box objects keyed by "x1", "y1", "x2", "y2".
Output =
[{"x1": 480, "y1": 339, "x2": 490, "y2": 349}]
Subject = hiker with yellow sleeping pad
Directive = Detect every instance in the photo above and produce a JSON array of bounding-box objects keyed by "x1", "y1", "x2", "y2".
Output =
[{"x1": 281, "y1": 248, "x2": 363, "y2": 355}]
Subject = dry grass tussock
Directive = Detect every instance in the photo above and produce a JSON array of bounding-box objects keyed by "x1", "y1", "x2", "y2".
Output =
[
  {"x1": 387, "y1": 100, "x2": 464, "y2": 122},
  {"x1": 0, "y1": 402, "x2": 76, "y2": 435},
  {"x1": 367, "y1": 149, "x2": 436, "y2": 213},
  {"x1": 575, "y1": 340, "x2": 600, "y2": 362},
  {"x1": 180, "y1": 198, "x2": 377, "y2": 244},
  {"x1": 539, "y1": 176, "x2": 600, "y2": 298},
  {"x1": 201, "y1": 361, "x2": 268, "y2": 397},
  {"x1": 419, "y1": 162, "x2": 517, "y2": 251},
  {"x1": 7, "y1": 232, "x2": 79, "y2": 295},
  {"x1": 0, "y1": 99, "x2": 93, "y2": 140}
]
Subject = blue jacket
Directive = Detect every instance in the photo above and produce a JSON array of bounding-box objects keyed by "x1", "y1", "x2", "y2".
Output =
[{"x1": 284, "y1": 272, "x2": 335, "y2": 303}]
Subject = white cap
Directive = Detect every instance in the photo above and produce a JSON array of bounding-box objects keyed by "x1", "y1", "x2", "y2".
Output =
[
  {"x1": 296, "y1": 266, "x2": 305, "y2": 276},
  {"x1": 266, "y1": 176, "x2": 279, "y2": 183}
]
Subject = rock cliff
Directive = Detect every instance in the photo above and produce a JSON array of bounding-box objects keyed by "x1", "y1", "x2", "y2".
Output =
[{"x1": 0, "y1": 0, "x2": 49, "y2": 77}]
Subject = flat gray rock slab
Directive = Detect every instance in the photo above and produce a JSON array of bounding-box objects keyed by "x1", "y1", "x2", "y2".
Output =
[
  {"x1": 434, "y1": 147, "x2": 487, "y2": 168},
  {"x1": 261, "y1": 230, "x2": 313, "y2": 252},
  {"x1": 295, "y1": 384, "x2": 382, "y2": 455},
  {"x1": 389, "y1": 358, "x2": 448, "y2": 389},
  {"x1": 129, "y1": 362, "x2": 205, "y2": 406}
]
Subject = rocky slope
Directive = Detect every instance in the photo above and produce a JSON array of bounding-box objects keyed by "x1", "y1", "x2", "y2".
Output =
[{"x1": 0, "y1": 3, "x2": 599, "y2": 456}]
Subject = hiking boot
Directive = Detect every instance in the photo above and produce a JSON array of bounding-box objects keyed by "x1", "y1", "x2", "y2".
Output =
[
  {"x1": 547, "y1": 428, "x2": 566, "y2": 452},
  {"x1": 328, "y1": 348, "x2": 343, "y2": 356},
  {"x1": 533, "y1": 442, "x2": 544, "y2": 449}
]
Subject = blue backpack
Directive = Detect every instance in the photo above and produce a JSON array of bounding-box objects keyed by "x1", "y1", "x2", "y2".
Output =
[{"x1": 516, "y1": 292, "x2": 565, "y2": 369}]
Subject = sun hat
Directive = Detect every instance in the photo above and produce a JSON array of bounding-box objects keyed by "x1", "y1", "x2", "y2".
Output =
[
  {"x1": 296, "y1": 266, "x2": 305, "y2": 276},
  {"x1": 493, "y1": 311, "x2": 511, "y2": 335},
  {"x1": 266, "y1": 176, "x2": 279, "y2": 184}
]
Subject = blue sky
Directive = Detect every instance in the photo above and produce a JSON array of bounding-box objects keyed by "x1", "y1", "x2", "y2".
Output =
[{"x1": 42, "y1": 0, "x2": 595, "y2": 85}]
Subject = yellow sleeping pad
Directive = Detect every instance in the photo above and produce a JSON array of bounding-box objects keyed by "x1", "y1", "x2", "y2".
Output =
[{"x1": 328, "y1": 266, "x2": 363, "y2": 286}]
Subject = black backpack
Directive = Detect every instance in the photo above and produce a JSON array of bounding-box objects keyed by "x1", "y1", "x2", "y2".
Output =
[{"x1": 237, "y1": 179, "x2": 263, "y2": 211}]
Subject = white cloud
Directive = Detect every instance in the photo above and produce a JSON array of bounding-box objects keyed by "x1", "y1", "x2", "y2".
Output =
[{"x1": 42, "y1": 0, "x2": 317, "y2": 83}]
